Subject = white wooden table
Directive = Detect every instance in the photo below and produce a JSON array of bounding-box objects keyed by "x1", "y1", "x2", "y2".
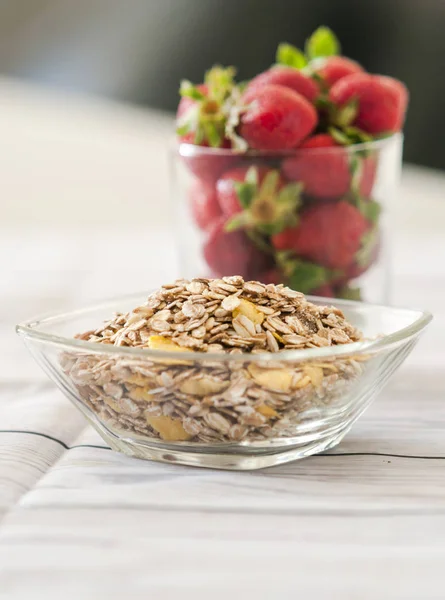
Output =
[{"x1": 0, "y1": 78, "x2": 444, "y2": 600}]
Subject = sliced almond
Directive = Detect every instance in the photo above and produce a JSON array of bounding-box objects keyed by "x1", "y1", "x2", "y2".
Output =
[
  {"x1": 293, "y1": 375, "x2": 311, "y2": 389},
  {"x1": 256, "y1": 404, "x2": 279, "y2": 418},
  {"x1": 304, "y1": 365, "x2": 324, "y2": 387},
  {"x1": 146, "y1": 415, "x2": 191, "y2": 441},
  {"x1": 179, "y1": 375, "x2": 229, "y2": 397},
  {"x1": 147, "y1": 335, "x2": 193, "y2": 365},
  {"x1": 233, "y1": 299, "x2": 264, "y2": 325},
  {"x1": 248, "y1": 364, "x2": 293, "y2": 393},
  {"x1": 128, "y1": 387, "x2": 154, "y2": 402},
  {"x1": 147, "y1": 335, "x2": 191, "y2": 352},
  {"x1": 125, "y1": 373, "x2": 152, "y2": 387}
]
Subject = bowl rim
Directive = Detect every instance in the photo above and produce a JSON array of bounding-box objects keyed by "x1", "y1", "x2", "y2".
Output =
[
  {"x1": 176, "y1": 132, "x2": 403, "y2": 158},
  {"x1": 16, "y1": 293, "x2": 432, "y2": 364}
]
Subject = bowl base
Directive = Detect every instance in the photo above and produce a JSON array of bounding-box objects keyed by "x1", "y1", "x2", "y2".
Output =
[{"x1": 98, "y1": 426, "x2": 350, "y2": 470}]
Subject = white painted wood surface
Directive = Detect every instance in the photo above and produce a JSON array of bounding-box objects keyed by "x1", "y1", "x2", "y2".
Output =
[{"x1": 0, "y1": 78, "x2": 444, "y2": 600}]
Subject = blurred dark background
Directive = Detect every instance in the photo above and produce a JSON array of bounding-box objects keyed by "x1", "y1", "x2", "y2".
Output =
[{"x1": 0, "y1": 0, "x2": 442, "y2": 169}]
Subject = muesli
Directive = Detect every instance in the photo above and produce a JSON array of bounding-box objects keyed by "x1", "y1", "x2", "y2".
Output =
[{"x1": 61, "y1": 277, "x2": 365, "y2": 443}]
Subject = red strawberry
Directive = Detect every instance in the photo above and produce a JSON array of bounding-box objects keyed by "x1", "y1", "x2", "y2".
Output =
[
  {"x1": 311, "y1": 284, "x2": 335, "y2": 298},
  {"x1": 176, "y1": 66, "x2": 235, "y2": 147},
  {"x1": 239, "y1": 84, "x2": 317, "y2": 150},
  {"x1": 247, "y1": 66, "x2": 319, "y2": 102},
  {"x1": 282, "y1": 134, "x2": 376, "y2": 199},
  {"x1": 272, "y1": 200, "x2": 369, "y2": 270},
  {"x1": 340, "y1": 230, "x2": 381, "y2": 283},
  {"x1": 216, "y1": 166, "x2": 283, "y2": 217},
  {"x1": 180, "y1": 141, "x2": 236, "y2": 185},
  {"x1": 203, "y1": 217, "x2": 273, "y2": 279},
  {"x1": 329, "y1": 73, "x2": 408, "y2": 134},
  {"x1": 188, "y1": 180, "x2": 222, "y2": 232},
  {"x1": 283, "y1": 134, "x2": 348, "y2": 199},
  {"x1": 258, "y1": 268, "x2": 282, "y2": 285},
  {"x1": 314, "y1": 56, "x2": 363, "y2": 88}
]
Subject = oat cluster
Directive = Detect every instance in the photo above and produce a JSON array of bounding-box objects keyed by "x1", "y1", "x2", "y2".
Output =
[{"x1": 77, "y1": 276, "x2": 362, "y2": 353}]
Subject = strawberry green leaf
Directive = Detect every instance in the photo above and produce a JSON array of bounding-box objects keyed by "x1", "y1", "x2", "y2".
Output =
[
  {"x1": 246, "y1": 230, "x2": 273, "y2": 254},
  {"x1": 349, "y1": 155, "x2": 361, "y2": 178},
  {"x1": 178, "y1": 67, "x2": 237, "y2": 148},
  {"x1": 179, "y1": 80, "x2": 205, "y2": 100},
  {"x1": 345, "y1": 191, "x2": 381, "y2": 223},
  {"x1": 355, "y1": 226, "x2": 378, "y2": 268},
  {"x1": 257, "y1": 213, "x2": 299, "y2": 236},
  {"x1": 343, "y1": 126, "x2": 373, "y2": 143},
  {"x1": 205, "y1": 65, "x2": 236, "y2": 88},
  {"x1": 333, "y1": 98, "x2": 358, "y2": 128},
  {"x1": 224, "y1": 212, "x2": 249, "y2": 232},
  {"x1": 245, "y1": 166, "x2": 259, "y2": 186},
  {"x1": 363, "y1": 200, "x2": 382, "y2": 225},
  {"x1": 316, "y1": 95, "x2": 335, "y2": 111},
  {"x1": 311, "y1": 71, "x2": 326, "y2": 87},
  {"x1": 275, "y1": 250, "x2": 297, "y2": 276},
  {"x1": 374, "y1": 131, "x2": 393, "y2": 140},
  {"x1": 350, "y1": 158, "x2": 363, "y2": 194},
  {"x1": 202, "y1": 121, "x2": 221, "y2": 148},
  {"x1": 277, "y1": 182, "x2": 303, "y2": 210},
  {"x1": 337, "y1": 285, "x2": 362, "y2": 301},
  {"x1": 329, "y1": 124, "x2": 374, "y2": 149},
  {"x1": 194, "y1": 125, "x2": 205, "y2": 145},
  {"x1": 250, "y1": 198, "x2": 279, "y2": 226},
  {"x1": 305, "y1": 26, "x2": 340, "y2": 60},
  {"x1": 176, "y1": 123, "x2": 191, "y2": 137},
  {"x1": 248, "y1": 174, "x2": 301, "y2": 233},
  {"x1": 232, "y1": 170, "x2": 302, "y2": 236},
  {"x1": 236, "y1": 80, "x2": 250, "y2": 93},
  {"x1": 203, "y1": 121, "x2": 222, "y2": 148},
  {"x1": 233, "y1": 181, "x2": 257, "y2": 209},
  {"x1": 287, "y1": 259, "x2": 334, "y2": 294},
  {"x1": 259, "y1": 170, "x2": 281, "y2": 198},
  {"x1": 275, "y1": 252, "x2": 335, "y2": 292},
  {"x1": 176, "y1": 103, "x2": 199, "y2": 135},
  {"x1": 204, "y1": 65, "x2": 236, "y2": 103},
  {"x1": 361, "y1": 198, "x2": 381, "y2": 224},
  {"x1": 329, "y1": 126, "x2": 353, "y2": 146},
  {"x1": 276, "y1": 43, "x2": 307, "y2": 69}
]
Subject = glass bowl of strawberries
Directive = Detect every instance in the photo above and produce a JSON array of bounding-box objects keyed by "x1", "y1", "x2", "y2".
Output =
[{"x1": 172, "y1": 27, "x2": 407, "y2": 302}]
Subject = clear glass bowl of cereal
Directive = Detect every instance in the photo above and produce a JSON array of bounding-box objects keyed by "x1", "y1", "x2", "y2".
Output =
[{"x1": 17, "y1": 278, "x2": 431, "y2": 470}]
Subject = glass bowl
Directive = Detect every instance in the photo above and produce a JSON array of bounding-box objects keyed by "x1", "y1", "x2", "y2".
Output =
[
  {"x1": 172, "y1": 134, "x2": 402, "y2": 304},
  {"x1": 17, "y1": 294, "x2": 431, "y2": 470}
]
